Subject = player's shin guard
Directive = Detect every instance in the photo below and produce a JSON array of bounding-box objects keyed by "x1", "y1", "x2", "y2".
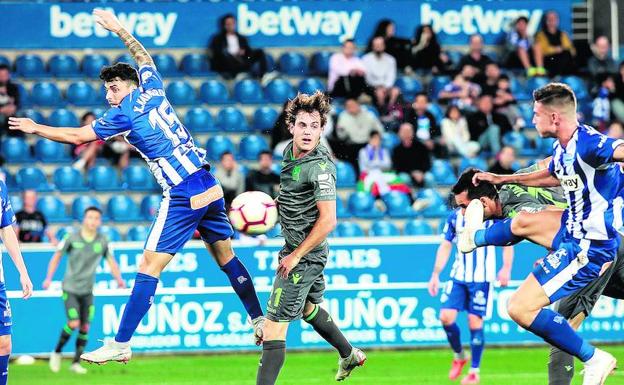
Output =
[
  {"x1": 256, "y1": 340, "x2": 285, "y2": 385},
  {"x1": 304, "y1": 305, "x2": 352, "y2": 358},
  {"x1": 0, "y1": 355, "x2": 8, "y2": 385},
  {"x1": 442, "y1": 323, "x2": 463, "y2": 356},
  {"x1": 74, "y1": 332, "x2": 88, "y2": 363},
  {"x1": 221, "y1": 256, "x2": 263, "y2": 319},
  {"x1": 54, "y1": 324, "x2": 74, "y2": 353},
  {"x1": 527, "y1": 309, "x2": 595, "y2": 362},
  {"x1": 115, "y1": 272, "x2": 158, "y2": 343},
  {"x1": 469, "y1": 328, "x2": 484, "y2": 369},
  {"x1": 475, "y1": 218, "x2": 522, "y2": 247},
  {"x1": 548, "y1": 346, "x2": 575, "y2": 385}
]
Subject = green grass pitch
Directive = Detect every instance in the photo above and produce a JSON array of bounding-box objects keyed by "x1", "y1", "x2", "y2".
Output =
[{"x1": 12, "y1": 346, "x2": 624, "y2": 385}]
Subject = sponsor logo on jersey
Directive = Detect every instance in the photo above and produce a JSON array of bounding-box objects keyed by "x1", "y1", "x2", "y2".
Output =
[
  {"x1": 292, "y1": 273, "x2": 302, "y2": 284},
  {"x1": 292, "y1": 165, "x2": 301, "y2": 181},
  {"x1": 559, "y1": 175, "x2": 584, "y2": 192},
  {"x1": 546, "y1": 249, "x2": 566, "y2": 270},
  {"x1": 317, "y1": 173, "x2": 335, "y2": 195},
  {"x1": 473, "y1": 290, "x2": 487, "y2": 306}
]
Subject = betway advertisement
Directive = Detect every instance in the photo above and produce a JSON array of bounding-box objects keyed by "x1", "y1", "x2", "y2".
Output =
[
  {"x1": 0, "y1": 1, "x2": 571, "y2": 49},
  {"x1": 4, "y1": 237, "x2": 624, "y2": 355}
]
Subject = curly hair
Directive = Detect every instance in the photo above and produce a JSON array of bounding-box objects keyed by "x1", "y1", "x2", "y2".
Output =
[
  {"x1": 99, "y1": 62, "x2": 139, "y2": 85},
  {"x1": 284, "y1": 91, "x2": 331, "y2": 128}
]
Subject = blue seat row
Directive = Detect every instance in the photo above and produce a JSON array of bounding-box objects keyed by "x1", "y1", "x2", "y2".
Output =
[
  {"x1": 338, "y1": 189, "x2": 449, "y2": 219},
  {"x1": 333, "y1": 219, "x2": 435, "y2": 237},
  {"x1": 55, "y1": 224, "x2": 151, "y2": 242}
]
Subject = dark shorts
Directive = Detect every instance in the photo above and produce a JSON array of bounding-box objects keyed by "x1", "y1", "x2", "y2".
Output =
[
  {"x1": 266, "y1": 250, "x2": 326, "y2": 322},
  {"x1": 63, "y1": 291, "x2": 94, "y2": 325}
]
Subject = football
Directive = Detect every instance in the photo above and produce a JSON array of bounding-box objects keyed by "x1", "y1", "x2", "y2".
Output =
[{"x1": 228, "y1": 191, "x2": 278, "y2": 235}]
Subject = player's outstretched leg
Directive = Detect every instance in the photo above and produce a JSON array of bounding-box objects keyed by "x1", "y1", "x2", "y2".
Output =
[{"x1": 458, "y1": 200, "x2": 486, "y2": 253}]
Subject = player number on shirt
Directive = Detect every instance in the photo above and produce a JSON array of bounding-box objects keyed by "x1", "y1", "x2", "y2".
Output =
[{"x1": 148, "y1": 99, "x2": 189, "y2": 146}]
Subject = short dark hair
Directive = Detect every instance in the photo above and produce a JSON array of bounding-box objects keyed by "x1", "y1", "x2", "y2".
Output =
[
  {"x1": 99, "y1": 63, "x2": 139, "y2": 86},
  {"x1": 0, "y1": 64, "x2": 9, "y2": 72},
  {"x1": 220, "y1": 151, "x2": 233, "y2": 160},
  {"x1": 533, "y1": 82, "x2": 576, "y2": 109},
  {"x1": 452, "y1": 168, "x2": 499, "y2": 201},
  {"x1": 258, "y1": 150, "x2": 272, "y2": 160},
  {"x1": 285, "y1": 91, "x2": 331, "y2": 128},
  {"x1": 221, "y1": 13, "x2": 235, "y2": 28},
  {"x1": 343, "y1": 39, "x2": 355, "y2": 46},
  {"x1": 516, "y1": 16, "x2": 529, "y2": 24},
  {"x1": 414, "y1": 92, "x2": 428, "y2": 101},
  {"x1": 84, "y1": 206, "x2": 102, "y2": 216},
  {"x1": 369, "y1": 130, "x2": 381, "y2": 139}
]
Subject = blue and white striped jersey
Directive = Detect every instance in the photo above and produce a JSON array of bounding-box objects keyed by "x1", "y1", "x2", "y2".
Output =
[
  {"x1": 442, "y1": 209, "x2": 497, "y2": 283},
  {"x1": 0, "y1": 181, "x2": 16, "y2": 283},
  {"x1": 548, "y1": 125, "x2": 624, "y2": 241},
  {"x1": 92, "y1": 65, "x2": 207, "y2": 191}
]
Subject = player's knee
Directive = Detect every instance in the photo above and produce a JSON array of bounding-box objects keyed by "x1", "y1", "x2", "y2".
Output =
[
  {"x1": 262, "y1": 319, "x2": 288, "y2": 341},
  {"x1": 0, "y1": 336, "x2": 11, "y2": 356},
  {"x1": 80, "y1": 323, "x2": 90, "y2": 334},
  {"x1": 468, "y1": 315, "x2": 483, "y2": 329},
  {"x1": 302, "y1": 302, "x2": 316, "y2": 318},
  {"x1": 439, "y1": 311, "x2": 456, "y2": 326},
  {"x1": 68, "y1": 320, "x2": 80, "y2": 330},
  {"x1": 506, "y1": 295, "x2": 529, "y2": 326}
]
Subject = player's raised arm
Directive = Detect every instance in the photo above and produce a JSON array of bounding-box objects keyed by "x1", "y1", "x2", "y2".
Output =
[
  {"x1": 473, "y1": 168, "x2": 559, "y2": 188},
  {"x1": 93, "y1": 9, "x2": 154, "y2": 67},
  {"x1": 8, "y1": 118, "x2": 97, "y2": 145}
]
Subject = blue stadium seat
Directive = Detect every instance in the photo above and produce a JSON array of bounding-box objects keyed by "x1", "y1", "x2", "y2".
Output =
[
  {"x1": 383, "y1": 191, "x2": 417, "y2": 218},
  {"x1": 427, "y1": 103, "x2": 444, "y2": 123},
  {"x1": 199, "y1": 80, "x2": 232, "y2": 104},
  {"x1": 31, "y1": 82, "x2": 63, "y2": 107},
  {"x1": 2, "y1": 137, "x2": 31, "y2": 163},
  {"x1": 253, "y1": 107, "x2": 279, "y2": 132},
  {"x1": 153, "y1": 53, "x2": 180, "y2": 76},
  {"x1": 509, "y1": 77, "x2": 530, "y2": 101},
  {"x1": 416, "y1": 188, "x2": 448, "y2": 218},
  {"x1": 251, "y1": 53, "x2": 276, "y2": 77},
  {"x1": 234, "y1": 79, "x2": 265, "y2": 104},
  {"x1": 445, "y1": 50, "x2": 462, "y2": 69},
  {"x1": 82, "y1": 54, "x2": 110, "y2": 78},
  {"x1": 347, "y1": 191, "x2": 383, "y2": 218},
  {"x1": 16, "y1": 84, "x2": 31, "y2": 107},
  {"x1": 382, "y1": 132, "x2": 400, "y2": 151},
  {"x1": 114, "y1": 53, "x2": 134, "y2": 66},
  {"x1": 336, "y1": 197, "x2": 350, "y2": 219},
  {"x1": 395, "y1": 76, "x2": 423, "y2": 100},
  {"x1": 108, "y1": 196, "x2": 140, "y2": 222},
  {"x1": 265, "y1": 222, "x2": 282, "y2": 239},
  {"x1": 336, "y1": 161, "x2": 356, "y2": 188},
  {"x1": 165, "y1": 81, "x2": 196, "y2": 105},
  {"x1": 536, "y1": 136, "x2": 556, "y2": 156},
  {"x1": 56, "y1": 226, "x2": 74, "y2": 241},
  {"x1": 184, "y1": 107, "x2": 215, "y2": 133},
  {"x1": 141, "y1": 195, "x2": 162, "y2": 220},
  {"x1": 309, "y1": 51, "x2": 332, "y2": 76},
  {"x1": 14, "y1": 54, "x2": 46, "y2": 78},
  {"x1": 36, "y1": 196, "x2": 68, "y2": 223},
  {"x1": 239, "y1": 135, "x2": 269, "y2": 160},
  {"x1": 123, "y1": 165, "x2": 153, "y2": 191},
  {"x1": 335, "y1": 221, "x2": 365, "y2": 237},
  {"x1": 72, "y1": 196, "x2": 101, "y2": 220},
  {"x1": 264, "y1": 79, "x2": 295, "y2": 103},
  {"x1": 88, "y1": 166, "x2": 121, "y2": 191},
  {"x1": 16, "y1": 167, "x2": 51, "y2": 191},
  {"x1": 369, "y1": 220, "x2": 400, "y2": 237},
  {"x1": 404, "y1": 219, "x2": 434, "y2": 235},
  {"x1": 502, "y1": 131, "x2": 529, "y2": 153},
  {"x1": 561, "y1": 75, "x2": 589, "y2": 100},
  {"x1": 459, "y1": 157, "x2": 488, "y2": 173},
  {"x1": 20, "y1": 109, "x2": 45, "y2": 124},
  {"x1": 526, "y1": 76, "x2": 549, "y2": 94},
  {"x1": 518, "y1": 103, "x2": 534, "y2": 127},
  {"x1": 48, "y1": 54, "x2": 80, "y2": 78},
  {"x1": 429, "y1": 76, "x2": 451, "y2": 99},
  {"x1": 99, "y1": 225, "x2": 122, "y2": 242},
  {"x1": 9, "y1": 195, "x2": 22, "y2": 213},
  {"x1": 430, "y1": 159, "x2": 456, "y2": 185},
  {"x1": 217, "y1": 107, "x2": 249, "y2": 132},
  {"x1": 92, "y1": 107, "x2": 107, "y2": 119},
  {"x1": 53, "y1": 166, "x2": 87, "y2": 192},
  {"x1": 66, "y1": 81, "x2": 97, "y2": 106},
  {"x1": 180, "y1": 53, "x2": 212, "y2": 76},
  {"x1": 298, "y1": 78, "x2": 326, "y2": 94},
  {"x1": 205, "y1": 135, "x2": 235, "y2": 161},
  {"x1": 278, "y1": 52, "x2": 306, "y2": 75},
  {"x1": 47, "y1": 108, "x2": 79, "y2": 127},
  {"x1": 127, "y1": 225, "x2": 150, "y2": 242},
  {"x1": 35, "y1": 139, "x2": 71, "y2": 162}
]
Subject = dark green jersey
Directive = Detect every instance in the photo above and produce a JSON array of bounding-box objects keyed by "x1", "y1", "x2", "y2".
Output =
[
  {"x1": 499, "y1": 165, "x2": 567, "y2": 218},
  {"x1": 59, "y1": 231, "x2": 110, "y2": 295},
  {"x1": 277, "y1": 142, "x2": 336, "y2": 262}
]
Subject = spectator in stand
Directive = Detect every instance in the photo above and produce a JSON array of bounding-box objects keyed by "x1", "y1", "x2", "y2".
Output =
[
  {"x1": 102, "y1": 136, "x2": 135, "y2": 170},
  {"x1": 587, "y1": 36, "x2": 618, "y2": 81},
  {"x1": 373, "y1": 86, "x2": 406, "y2": 132},
  {"x1": 328, "y1": 39, "x2": 369, "y2": 99},
  {"x1": 488, "y1": 146, "x2": 517, "y2": 175},
  {"x1": 367, "y1": 19, "x2": 411, "y2": 69},
  {"x1": 404, "y1": 93, "x2": 446, "y2": 158},
  {"x1": 358, "y1": 131, "x2": 392, "y2": 197},
  {"x1": 0, "y1": 64, "x2": 20, "y2": 138},
  {"x1": 213, "y1": 151, "x2": 245, "y2": 208},
  {"x1": 409, "y1": 24, "x2": 450, "y2": 74},
  {"x1": 503, "y1": 16, "x2": 546, "y2": 77},
  {"x1": 392, "y1": 122, "x2": 431, "y2": 188},
  {"x1": 607, "y1": 121, "x2": 624, "y2": 139},
  {"x1": 438, "y1": 72, "x2": 481, "y2": 110},
  {"x1": 209, "y1": 14, "x2": 268, "y2": 79},
  {"x1": 335, "y1": 98, "x2": 384, "y2": 173},
  {"x1": 478, "y1": 63, "x2": 502, "y2": 96},
  {"x1": 362, "y1": 37, "x2": 397, "y2": 93},
  {"x1": 72, "y1": 112, "x2": 102, "y2": 171},
  {"x1": 15, "y1": 190, "x2": 57, "y2": 244},
  {"x1": 534, "y1": 10, "x2": 576, "y2": 76},
  {"x1": 592, "y1": 74, "x2": 616, "y2": 131},
  {"x1": 441, "y1": 105, "x2": 480, "y2": 158},
  {"x1": 458, "y1": 34, "x2": 493, "y2": 75},
  {"x1": 613, "y1": 61, "x2": 624, "y2": 122},
  {"x1": 245, "y1": 150, "x2": 280, "y2": 199},
  {"x1": 467, "y1": 94, "x2": 512, "y2": 154},
  {"x1": 493, "y1": 75, "x2": 524, "y2": 130}
]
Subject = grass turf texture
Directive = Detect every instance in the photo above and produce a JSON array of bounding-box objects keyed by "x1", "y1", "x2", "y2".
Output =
[{"x1": 11, "y1": 346, "x2": 624, "y2": 385}]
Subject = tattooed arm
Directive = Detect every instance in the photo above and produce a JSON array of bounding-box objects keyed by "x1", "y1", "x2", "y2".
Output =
[{"x1": 93, "y1": 8, "x2": 154, "y2": 67}]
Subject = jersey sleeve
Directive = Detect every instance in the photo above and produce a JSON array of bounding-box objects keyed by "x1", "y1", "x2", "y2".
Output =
[
  {"x1": 441, "y1": 212, "x2": 456, "y2": 242},
  {"x1": 308, "y1": 160, "x2": 337, "y2": 202},
  {"x1": 578, "y1": 128, "x2": 624, "y2": 168},
  {"x1": 92, "y1": 108, "x2": 132, "y2": 140},
  {"x1": 0, "y1": 182, "x2": 15, "y2": 229},
  {"x1": 138, "y1": 64, "x2": 164, "y2": 91},
  {"x1": 548, "y1": 158, "x2": 556, "y2": 176}
]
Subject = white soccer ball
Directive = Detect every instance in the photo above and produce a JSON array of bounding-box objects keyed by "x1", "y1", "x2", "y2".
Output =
[{"x1": 229, "y1": 191, "x2": 278, "y2": 235}]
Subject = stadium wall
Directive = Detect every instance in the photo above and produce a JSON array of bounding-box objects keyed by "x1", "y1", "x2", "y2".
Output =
[
  {"x1": 5, "y1": 238, "x2": 624, "y2": 355},
  {"x1": 0, "y1": 0, "x2": 572, "y2": 49}
]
